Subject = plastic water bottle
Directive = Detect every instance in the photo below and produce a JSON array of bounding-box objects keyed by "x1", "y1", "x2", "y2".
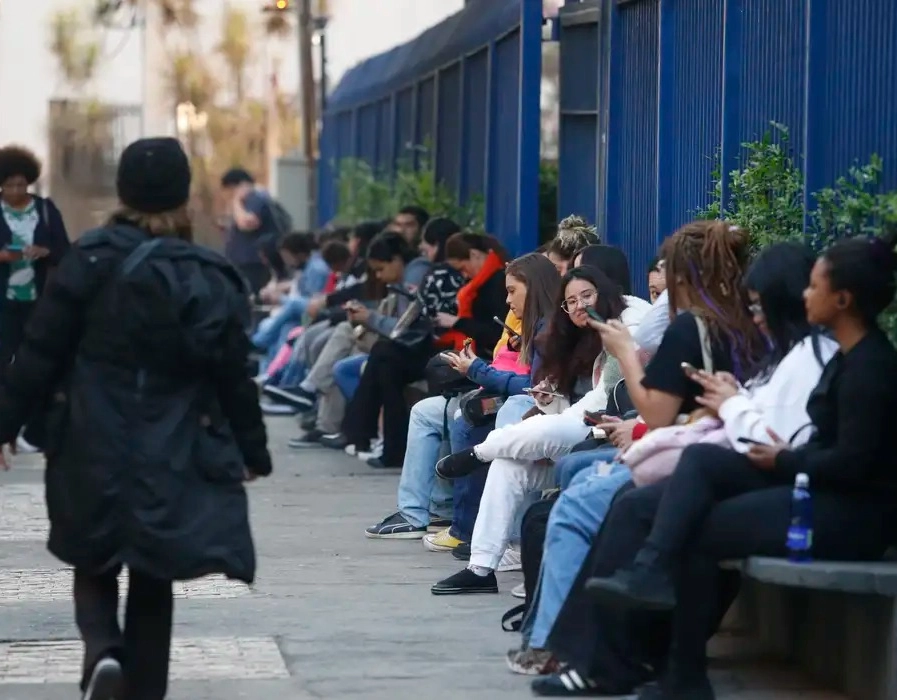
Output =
[{"x1": 786, "y1": 473, "x2": 813, "y2": 562}]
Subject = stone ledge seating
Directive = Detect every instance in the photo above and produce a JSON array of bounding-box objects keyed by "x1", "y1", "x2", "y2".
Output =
[{"x1": 723, "y1": 556, "x2": 897, "y2": 699}]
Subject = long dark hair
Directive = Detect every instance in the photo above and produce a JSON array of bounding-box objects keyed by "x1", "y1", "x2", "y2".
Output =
[
  {"x1": 505, "y1": 253, "x2": 561, "y2": 363},
  {"x1": 662, "y1": 220, "x2": 765, "y2": 381},
  {"x1": 576, "y1": 244, "x2": 632, "y2": 296},
  {"x1": 422, "y1": 217, "x2": 461, "y2": 262},
  {"x1": 744, "y1": 242, "x2": 817, "y2": 382},
  {"x1": 536, "y1": 265, "x2": 626, "y2": 396}
]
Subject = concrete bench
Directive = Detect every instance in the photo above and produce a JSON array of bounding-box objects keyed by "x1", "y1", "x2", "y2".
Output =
[{"x1": 724, "y1": 556, "x2": 897, "y2": 699}]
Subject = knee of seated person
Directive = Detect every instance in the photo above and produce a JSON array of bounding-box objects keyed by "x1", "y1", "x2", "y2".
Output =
[{"x1": 676, "y1": 442, "x2": 725, "y2": 479}]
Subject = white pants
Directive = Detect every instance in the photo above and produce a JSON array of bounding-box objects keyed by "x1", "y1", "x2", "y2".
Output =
[
  {"x1": 469, "y1": 457, "x2": 557, "y2": 570},
  {"x1": 468, "y1": 411, "x2": 592, "y2": 571},
  {"x1": 475, "y1": 410, "x2": 592, "y2": 463}
]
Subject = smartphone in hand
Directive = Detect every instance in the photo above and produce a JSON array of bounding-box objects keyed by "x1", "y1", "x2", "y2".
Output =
[
  {"x1": 680, "y1": 362, "x2": 699, "y2": 379},
  {"x1": 737, "y1": 436, "x2": 765, "y2": 446},
  {"x1": 586, "y1": 307, "x2": 605, "y2": 323},
  {"x1": 583, "y1": 409, "x2": 607, "y2": 426}
]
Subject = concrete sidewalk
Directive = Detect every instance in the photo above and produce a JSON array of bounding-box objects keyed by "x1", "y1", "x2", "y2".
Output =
[{"x1": 0, "y1": 417, "x2": 844, "y2": 699}]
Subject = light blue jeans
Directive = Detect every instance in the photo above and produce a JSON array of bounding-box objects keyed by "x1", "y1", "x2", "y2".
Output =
[
  {"x1": 396, "y1": 395, "x2": 459, "y2": 528},
  {"x1": 555, "y1": 445, "x2": 620, "y2": 490},
  {"x1": 252, "y1": 297, "x2": 308, "y2": 367},
  {"x1": 525, "y1": 459, "x2": 633, "y2": 648}
]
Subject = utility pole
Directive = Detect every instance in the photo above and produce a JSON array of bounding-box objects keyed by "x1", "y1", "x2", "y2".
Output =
[{"x1": 297, "y1": 0, "x2": 316, "y2": 169}]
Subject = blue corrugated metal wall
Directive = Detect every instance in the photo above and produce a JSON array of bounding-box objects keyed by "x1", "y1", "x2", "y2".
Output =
[
  {"x1": 561, "y1": 0, "x2": 897, "y2": 297},
  {"x1": 317, "y1": 0, "x2": 543, "y2": 257}
]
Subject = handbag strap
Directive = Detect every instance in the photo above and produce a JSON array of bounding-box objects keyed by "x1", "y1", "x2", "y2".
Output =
[{"x1": 694, "y1": 316, "x2": 713, "y2": 372}]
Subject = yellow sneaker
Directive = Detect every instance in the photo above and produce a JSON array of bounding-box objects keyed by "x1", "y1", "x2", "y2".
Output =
[{"x1": 423, "y1": 528, "x2": 465, "y2": 552}]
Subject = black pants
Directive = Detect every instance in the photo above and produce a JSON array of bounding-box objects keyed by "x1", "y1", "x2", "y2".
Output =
[
  {"x1": 651, "y1": 444, "x2": 897, "y2": 680},
  {"x1": 548, "y1": 482, "x2": 687, "y2": 690},
  {"x1": 0, "y1": 300, "x2": 36, "y2": 365},
  {"x1": 238, "y1": 262, "x2": 271, "y2": 296},
  {"x1": 343, "y1": 339, "x2": 429, "y2": 466},
  {"x1": 74, "y1": 566, "x2": 174, "y2": 700}
]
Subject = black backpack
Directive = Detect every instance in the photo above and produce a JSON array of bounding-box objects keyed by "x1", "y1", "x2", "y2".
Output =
[{"x1": 501, "y1": 493, "x2": 559, "y2": 633}]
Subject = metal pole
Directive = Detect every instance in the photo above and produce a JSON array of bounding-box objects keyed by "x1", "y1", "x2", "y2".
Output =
[
  {"x1": 319, "y1": 29, "x2": 327, "y2": 116},
  {"x1": 298, "y1": 0, "x2": 316, "y2": 166}
]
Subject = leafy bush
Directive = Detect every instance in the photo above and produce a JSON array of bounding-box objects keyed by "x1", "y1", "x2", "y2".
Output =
[
  {"x1": 335, "y1": 147, "x2": 484, "y2": 229},
  {"x1": 697, "y1": 122, "x2": 897, "y2": 343}
]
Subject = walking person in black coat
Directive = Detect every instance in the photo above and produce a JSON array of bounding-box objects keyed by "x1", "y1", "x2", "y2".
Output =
[{"x1": 0, "y1": 138, "x2": 271, "y2": 700}]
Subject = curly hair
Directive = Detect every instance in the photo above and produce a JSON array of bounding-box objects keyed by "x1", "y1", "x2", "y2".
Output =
[
  {"x1": 0, "y1": 145, "x2": 41, "y2": 185},
  {"x1": 662, "y1": 220, "x2": 765, "y2": 380},
  {"x1": 547, "y1": 215, "x2": 600, "y2": 261},
  {"x1": 535, "y1": 265, "x2": 626, "y2": 397}
]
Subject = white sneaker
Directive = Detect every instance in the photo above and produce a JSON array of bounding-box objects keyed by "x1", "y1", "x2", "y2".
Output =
[
  {"x1": 357, "y1": 437, "x2": 384, "y2": 461},
  {"x1": 15, "y1": 436, "x2": 39, "y2": 454},
  {"x1": 511, "y1": 582, "x2": 526, "y2": 599},
  {"x1": 497, "y1": 545, "x2": 522, "y2": 572},
  {"x1": 344, "y1": 444, "x2": 358, "y2": 457}
]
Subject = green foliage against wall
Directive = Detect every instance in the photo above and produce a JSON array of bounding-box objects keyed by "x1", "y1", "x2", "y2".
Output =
[
  {"x1": 335, "y1": 150, "x2": 484, "y2": 230},
  {"x1": 696, "y1": 122, "x2": 897, "y2": 342}
]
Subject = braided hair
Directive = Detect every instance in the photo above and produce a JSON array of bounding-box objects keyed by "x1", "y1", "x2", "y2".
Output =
[{"x1": 662, "y1": 220, "x2": 765, "y2": 381}]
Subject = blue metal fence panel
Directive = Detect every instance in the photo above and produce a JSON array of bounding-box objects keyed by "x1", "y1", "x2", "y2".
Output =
[
  {"x1": 319, "y1": 0, "x2": 541, "y2": 253},
  {"x1": 461, "y1": 48, "x2": 489, "y2": 204},
  {"x1": 655, "y1": 0, "x2": 723, "y2": 234},
  {"x1": 808, "y1": 0, "x2": 897, "y2": 194},
  {"x1": 605, "y1": 0, "x2": 660, "y2": 294},
  {"x1": 394, "y1": 88, "x2": 414, "y2": 165},
  {"x1": 558, "y1": 10, "x2": 600, "y2": 223},
  {"x1": 487, "y1": 29, "x2": 522, "y2": 243},
  {"x1": 435, "y1": 62, "x2": 463, "y2": 193}
]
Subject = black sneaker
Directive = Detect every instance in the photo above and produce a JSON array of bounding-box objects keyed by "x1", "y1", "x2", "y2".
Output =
[
  {"x1": 288, "y1": 430, "x2": 325, "y2": 449},
  {"x1": 262, "y1": 385, "x2": 315, "y2": 411},
  {"x1": 319, "y1": 433, "x2": 348, "y2": 449},
  {"x1": 431, "y1": 567, "x2": 498, "y2": 595},
  {"x1": 585, "y1": 564, "x2": 676, "y2": 611},
  {"x1": 531, "y1": 666, "x2": 624, "y2": 697},
  {"x1": 435, "y1": 448, "x2": 486, "y2": 480},
  {"x1": 365, "y1": 512, "x2": 427, "y2": 539},
  {"x1": 452, "y1": 542, "x2": 471, "y2": 561},
  {"x1": 82, "y1": 656, "x2": 123, "y2": 700}
]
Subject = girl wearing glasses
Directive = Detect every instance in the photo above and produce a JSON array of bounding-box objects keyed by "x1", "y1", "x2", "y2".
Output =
[{"x1": 430, "y1": 262, "x2": 650, "y2": 595}]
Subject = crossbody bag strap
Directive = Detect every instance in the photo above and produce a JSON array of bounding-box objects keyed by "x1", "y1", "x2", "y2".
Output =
[{"x1": 694, "y1": 316, "x2": 713, "y2": 372}]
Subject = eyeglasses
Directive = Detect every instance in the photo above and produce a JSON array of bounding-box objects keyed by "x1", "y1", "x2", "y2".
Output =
[
  {"x1": 562, "y1": 290, "x2": 598, "y2": 314},
  {"x1": 748, "y1": 302, "x2": 764, "y2": 316}
]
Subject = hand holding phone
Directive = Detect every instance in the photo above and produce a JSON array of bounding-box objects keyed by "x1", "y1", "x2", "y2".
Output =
[
  {"x1": 586, "y1": 307, "x2": 605, "y2": 324},
  {"x1": 493, "y1": 315, "x2": 521, "y2": 339},
  {"x1": 680, "y1": 362, "x2": 700, "y2": 379}
]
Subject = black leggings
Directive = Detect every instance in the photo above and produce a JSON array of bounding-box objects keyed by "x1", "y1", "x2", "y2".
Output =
[
  {"x1": 343, "y1": 339, "x2": 430, "y2": 466},
  {"x1": 0, "y1": 300, "x2": 35, "y2": 366},
  {"x1": 74, "y1": 566, "x2": 174, "y2": 700},
  {"x1": 651, "y1": 444, "x2": 896, "y2": 678}
]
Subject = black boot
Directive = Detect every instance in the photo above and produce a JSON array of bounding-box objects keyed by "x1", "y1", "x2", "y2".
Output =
[
  {"x1": 636, "y1": 675, "x2": 715, "y2": 699},
  {"x1": 585, "y1": 546, "x2": 676, "y2": 611}
]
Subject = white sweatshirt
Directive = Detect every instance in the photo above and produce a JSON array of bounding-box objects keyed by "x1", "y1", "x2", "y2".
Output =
[{"x1": 719, "y1": 334, "x2": 838, "y2": 453}]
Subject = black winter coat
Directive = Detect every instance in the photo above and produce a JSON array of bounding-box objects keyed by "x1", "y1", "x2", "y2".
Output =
[{"x1": 0, "y1": 224, "x2": 271, "y2": 583}]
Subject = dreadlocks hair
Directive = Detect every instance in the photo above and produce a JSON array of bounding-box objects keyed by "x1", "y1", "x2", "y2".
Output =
[
  {"x1": 547, "y1": 215, "x2": 600, "y2": 261},
  {"x1": 662, "y1": 219, "x2": 765, "y2": 381},
  {"x1": 0, "y1": 145, "x2": 41, "y2": 185}
]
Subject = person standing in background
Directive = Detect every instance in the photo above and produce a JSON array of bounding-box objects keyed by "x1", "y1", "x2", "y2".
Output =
[
  {"x1": 0, "y1": 144, "x2": 70, "y2": 366},
  {"x1": 220, "y1": 167, "x2": 289, "y2": 294}
]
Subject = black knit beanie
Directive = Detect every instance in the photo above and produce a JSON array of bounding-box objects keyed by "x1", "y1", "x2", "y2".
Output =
[{"x1": 116, "y1": 137, "x2": 191, "y2": 214}]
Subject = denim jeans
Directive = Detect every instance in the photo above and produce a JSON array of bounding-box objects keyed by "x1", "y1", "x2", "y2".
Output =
[
  {"x1": 396, "y1": 395, "x2": 458, "y2": 528},
  {"x1": 448, "y1": 394, "x2": 537, "y2": 543},
  {"x1": 252, "y1": 296, "x2": 308, "y2": 363},
  {"x1": 554, "y1": 445, "x2": 621, "y2": 491},
  {"x1": 334, "y1": 354, "x2": 367, "y2": 399},
  {"x1": 525, "y1": 461, "x2": 633, "y2": 648}
]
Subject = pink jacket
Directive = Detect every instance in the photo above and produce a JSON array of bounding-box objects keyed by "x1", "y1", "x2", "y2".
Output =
[{"x1": 620, "y1": 416, "x2": 731, "y2": 487}]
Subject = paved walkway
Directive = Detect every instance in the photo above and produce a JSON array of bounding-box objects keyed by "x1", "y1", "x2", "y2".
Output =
[{"x1": 0, "y1": 417, "x2": 844, "y2": 699}]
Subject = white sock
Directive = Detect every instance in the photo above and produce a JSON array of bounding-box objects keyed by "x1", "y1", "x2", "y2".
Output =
[{"x1": 468, "y1": 565, "x2": 492, "y2": 577}]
